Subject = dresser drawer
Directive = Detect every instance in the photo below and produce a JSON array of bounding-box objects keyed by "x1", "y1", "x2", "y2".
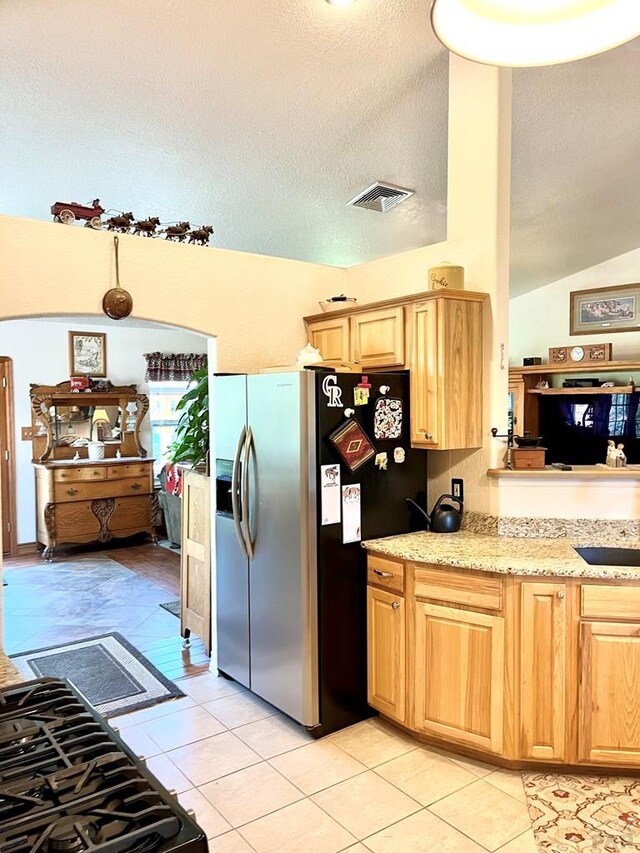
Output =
[
  {"x1": 54, "y1": 477, "x2": 152, "y2": 503},
  {"x1": 107, "y1": 463, "x2": 150, "y2": 479},
  {"x1": 412, "y1": 564, "x2": 503, "y2": 612},
  {"x1": 53, "y1": 466, "x2": 107, "y2": 483},
  {"x1": 367, "y1": 555, "x2": 405, "y2": 594},
  {"x1": 581, "y1": 584, "x2": 640, "y2": 620}
]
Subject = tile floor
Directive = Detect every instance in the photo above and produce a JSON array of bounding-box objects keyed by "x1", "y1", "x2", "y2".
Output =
[{"x1": 112, "y1": 672, "x2": 536, "y2": 853}]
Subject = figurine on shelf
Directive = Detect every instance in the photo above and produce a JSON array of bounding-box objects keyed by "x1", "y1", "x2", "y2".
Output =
[
  {"x1": 617, "y1": 443, "x2": 627, "y2": 467},
  {"x1": 606, "y1": 439, "x2": 617, "y2": 467},
  {"x1": 187, "y1": 225, "x2": 214, "y2": 246},
  {"x1": 132, "y1": 217, "x2": 161, "y2": 237}
]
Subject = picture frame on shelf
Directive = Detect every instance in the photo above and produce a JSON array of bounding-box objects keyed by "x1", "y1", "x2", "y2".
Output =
[
  {"x1": 570, "y1": 283, "x2": 640, "y2": 335},
  {"x1": 68, "y1": 331, "x2": 107, "y2": 377}
]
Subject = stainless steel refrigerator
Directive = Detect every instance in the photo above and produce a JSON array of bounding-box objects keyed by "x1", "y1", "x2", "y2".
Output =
[{"x1": 214, "y1": 370, "x2": 426, "y2": 736}]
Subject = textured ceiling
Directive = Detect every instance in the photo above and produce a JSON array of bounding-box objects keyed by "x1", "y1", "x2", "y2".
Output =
[
  {"x1": 1, "y1": 2, "x2": 639, "y2": 291},
  {"x1": 0, "y1": 0, "x2": 448, "y2": 268},
  {"x1": 511, "y1": 39, "x2": 640, "y2": 296}
]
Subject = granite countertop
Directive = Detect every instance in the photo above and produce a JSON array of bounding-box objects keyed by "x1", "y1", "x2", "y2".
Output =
[
  {"x1": 0, "y1": 651, "x2": 22, "y2": 686},
  {"x1": 362, "y1": 530, "x2": 640, "y2": 580}
]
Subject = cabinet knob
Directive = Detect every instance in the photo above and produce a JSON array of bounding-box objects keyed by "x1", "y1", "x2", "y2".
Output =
[
  {"x1": 392, "y1": 601, "x2": 400, "y2": 610},
  {"x1": 424, "y1": 432, "x2": 433, "y2": 440},
  {"x1": 66, "y1": 487, "x2": 78, "y2": 496},
  {"x1": 556, "y1": 590, "x2": 565, "y2": 600},
  {"x1": 131, "y1": 482, "x2": 142, "y2": 491}
]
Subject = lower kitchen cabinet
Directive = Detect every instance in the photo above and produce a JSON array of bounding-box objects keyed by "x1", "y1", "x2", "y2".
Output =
[
  {"x1": 367, "y1": 585, "x2": 406, "y2": 723},
  {"x1": 366, "y1": 553, "x2": 640, "y2": 772},
  {"x1": 414, "y1": 602, "x2": 504, "y2": 753},
  {"x1": 579, "y1": 620, "x2": 640, "y2": 766},
  {"x1": 520, "y1": 582, "x2": 566, "y2": 760}
]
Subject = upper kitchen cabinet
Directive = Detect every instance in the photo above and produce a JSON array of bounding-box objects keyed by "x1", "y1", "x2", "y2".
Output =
[
  {"x1": 409, "y1": 293, "x2": 485, "y2": 450},
  {"x1": 306, "y1": 315, "x2": 350, "y2": 365},
  {"x1": 350, "y1": 306, "x2": 405, "y2": 368},
  {"x1": 305, "y1": 290, "x2": 487, "y2": 450}
]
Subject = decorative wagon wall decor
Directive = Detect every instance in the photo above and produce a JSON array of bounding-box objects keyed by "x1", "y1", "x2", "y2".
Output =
[{"x1": 50, "y1": 199, "x2": 214, "y2": 245}]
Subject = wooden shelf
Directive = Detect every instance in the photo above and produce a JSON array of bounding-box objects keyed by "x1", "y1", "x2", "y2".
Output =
[
  {"x1": 528, "y1": 385, "x2": 635, "y2": 396},
  {"x1": 510, "y1": 360, "x2": 640, "y2": 377}
]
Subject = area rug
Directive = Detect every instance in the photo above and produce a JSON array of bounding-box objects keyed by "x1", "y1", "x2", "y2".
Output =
[
  {"x1": 10, "y1": 632, "x2": 184, "y2": 717},
  {"x1": 160, "y1": 600, "x2": 180, "y2": 618},
  {"x1": 524, "y1": 772, "x2": 640, "y2": 851}
]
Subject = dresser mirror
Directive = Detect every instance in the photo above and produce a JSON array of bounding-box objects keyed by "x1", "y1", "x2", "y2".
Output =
[{"x1": 30, "y1": 382, "x2": 149, "y2": 462}]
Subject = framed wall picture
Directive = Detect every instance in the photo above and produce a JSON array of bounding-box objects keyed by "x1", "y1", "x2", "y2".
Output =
[
  {"x1": 570, "y1": 283, "x2": 640, "y2": 335},
  {"x1": 68, "y1": 331, "x2": 107, "y2": 376},
  {"x1": 328, "y1": 418, "x2": 376, "y2": 472}
]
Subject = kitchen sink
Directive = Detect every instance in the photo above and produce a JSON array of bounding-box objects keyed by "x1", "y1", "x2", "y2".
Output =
[{"x1": 574, "y1": 546, "x2": 640, "y2": 567}]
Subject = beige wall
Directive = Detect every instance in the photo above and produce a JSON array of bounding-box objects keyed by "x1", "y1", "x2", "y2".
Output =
[
  {"x1": 0, "y1": 214, "x2": 346, "y2": 372},
  {"x1": 510, "y1": 245, "x2": 640, "y2": 365},
  {"x1": 350, "y1": 57, "x2": 512, "y2": 512}
]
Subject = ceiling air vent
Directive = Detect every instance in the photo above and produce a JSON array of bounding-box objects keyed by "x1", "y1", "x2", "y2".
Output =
[{"x1": 347, "y1": 182, "x2": 415, "y2": 213}]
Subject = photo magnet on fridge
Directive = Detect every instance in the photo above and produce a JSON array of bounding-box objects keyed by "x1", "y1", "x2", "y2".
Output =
[
  {"x1": 320, "y1": 464, "x2": 341, "y2": 525},
  {"x1": 342, "y1": 483, "x2": 361, "y2": 543},
  {"x1": 353, "y1": 387, "x2": 368, "y2": 406},
  {"x1": 328, "y1": 418, "x2": 376, "y2": 473}
]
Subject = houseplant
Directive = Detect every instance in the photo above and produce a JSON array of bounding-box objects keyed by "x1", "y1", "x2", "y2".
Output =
[{"x1": 169, "y1": 367, "x2": 209, "y2": 470}]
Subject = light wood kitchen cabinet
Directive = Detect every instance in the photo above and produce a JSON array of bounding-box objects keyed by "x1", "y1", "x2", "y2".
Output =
[
  {"x1": 304, "y1": 290, "x2": 487, "y2": 450},
  {"x1": 181, "y1": 468, "x2": 212, "y2": 656},
  {"x1": 366, "y1": 553, "x2": 640, "y2": 773},
  {"x1": 409, "y1": 295, "x2": 484, "y2": 450},
  {"x1": 414, "y1": 602, "x2": 504, "y2": 753},
  {"x1": 367, "y1": 585, "x2": 406, "y2": 723},
  {"x1": 306, "y1": 315, "x2": 350, "y2": 364},
  {"x1": 520, "y1": 582, "x2": 566, "y2": 760},
  {"x1": 349, "y1": 307, "x2": 405, "y2": 368},
  {"x1": 579, "y1": 620, "x2": 640, "y2": 766}
]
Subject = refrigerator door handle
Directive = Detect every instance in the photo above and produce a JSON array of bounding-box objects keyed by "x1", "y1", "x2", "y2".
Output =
[
  {"x1": 231, "y1": 426, "x2": 248, "y2": 557},
  {"x1": 241, "y1": 426, "x2": 256, "y2": 560}
]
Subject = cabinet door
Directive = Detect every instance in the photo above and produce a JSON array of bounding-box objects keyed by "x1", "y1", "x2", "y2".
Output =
[
  {"x1": 367, "y1": 586, "x2": 406, "y2": 723},
  {"x1": 181, "y1": 470, "x2": 212, "y2": 655},
  {"x1": 414, "y1": 602, "x2": 504, "y2": 753},
  {"x1": 520, "y1": 583, "x2": 566, "y2": 760},
  {"x1": 409, "y1": 301, "x2": 439, "y2": 447},
  {"x1": 306, "y1": 317, "x2": 350, "y2": 364},
  {"x1": 350, "y1": 307, "x2": 405, "y2": 368},
  {"x1": 579, "y1": 621, "x2": 640, "y2": 766}
]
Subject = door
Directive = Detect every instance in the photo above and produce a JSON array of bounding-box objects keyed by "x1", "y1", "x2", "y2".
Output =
[
  {"x1": 579, "y1": 621, "x2": 640, "y2": 766},
  {"x1": 306, "y1": 317, "x2": 350, "y2": 364},
  {"x1": 181, "y1": 469, "x2": 212, "y2": 655},
  {"x1": 246, "y1": 372, "x2": 318, "y2": 726},
  {"x1": 350, "y1": 307, "x2": 405, "y2": 368},
  {"x1": 367, "y1": 586, "x2": 405, "y2": 723},
  {"x1": 520, "y1": 582, "x2": 566, "y2": 760},
  {"x1": 0, "y1": 358, "x2": 16, "y2": 555},
  {"x1": 414, "y1": 602, "x2": 504, "y2": 753},
  {"x1": 214, "y1": 375, "x2": 250, "y2": 686},
  {"x1": 409, "y1": 301, "x2": 439, "y2": 447}
]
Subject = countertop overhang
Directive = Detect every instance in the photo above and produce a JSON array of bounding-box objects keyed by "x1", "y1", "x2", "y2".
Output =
[{"x1": 362, "y1": 530, "x2": 640, "y2": 580}]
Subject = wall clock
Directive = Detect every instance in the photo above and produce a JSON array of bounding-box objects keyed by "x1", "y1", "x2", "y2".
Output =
[{"x1": 549, "y1": 343, "x2": 612, "y2": 364}]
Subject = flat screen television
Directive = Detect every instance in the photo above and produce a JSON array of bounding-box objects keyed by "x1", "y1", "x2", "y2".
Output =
[{"x1": 539, "y1": 392, "x2": 640, "y2": 465}]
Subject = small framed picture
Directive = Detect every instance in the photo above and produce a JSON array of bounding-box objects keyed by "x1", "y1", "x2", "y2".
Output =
[
  {"x1": 328, "y1": 418, "x2": 376, "y2": 473},
  {"x1": 69, "y1": 331, "x2": 107, "y2": 377},
  {"x1": 570, "y1": 284, "x2": 640, "y2": 335}
]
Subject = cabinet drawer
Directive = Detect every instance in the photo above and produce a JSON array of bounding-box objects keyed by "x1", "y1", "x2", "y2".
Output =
[
  {"x1": 107, "y1": 463, "x2": 150, "y2": 479},
  {"x1": 367, "y1": 555, "x2": 405, "y2": 594},
  {"x1": 413, "y1": 564, "x2": 503, "y2": 612},
  {"x1": 54, "y1": 477, "x2": 152, "y2": 503},
  {"x1": 581, "y1": 584, "x2": 640, "y2": 620},
  {"x1": 53, "y1": 466, "x2": 107, "y2": 483}
]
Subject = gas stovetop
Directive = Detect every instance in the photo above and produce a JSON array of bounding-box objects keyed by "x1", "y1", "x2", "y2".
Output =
[{"x1": 0, "y1": 678, "x2": 208, "y2": 853}]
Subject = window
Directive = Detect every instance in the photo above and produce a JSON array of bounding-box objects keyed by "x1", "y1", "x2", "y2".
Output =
[{"x1": 148, "y1": 381, "x2": 190, "y2": 476}]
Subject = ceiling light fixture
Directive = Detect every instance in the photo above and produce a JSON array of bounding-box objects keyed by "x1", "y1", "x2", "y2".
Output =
[
  {"x1": 430, "y1": 0, "x2": 640, "y2": 67},
  {"x1": 325, "y1": 0, "x2": 357, "y2": 6}
]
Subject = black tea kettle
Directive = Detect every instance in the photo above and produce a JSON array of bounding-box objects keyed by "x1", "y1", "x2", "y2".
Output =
[{"x1": 404, "y1": 494, "x2": 463, "y2": 533}]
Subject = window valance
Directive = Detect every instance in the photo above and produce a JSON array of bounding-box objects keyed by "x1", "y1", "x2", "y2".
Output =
[{"x1": 144, "y1": 352, "x2": 207, "y2": 382}]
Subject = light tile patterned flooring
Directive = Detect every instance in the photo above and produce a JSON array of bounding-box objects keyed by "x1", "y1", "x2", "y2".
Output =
[{"x1": 112, "y1": 672, "x2": 536, "y2": 853}]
